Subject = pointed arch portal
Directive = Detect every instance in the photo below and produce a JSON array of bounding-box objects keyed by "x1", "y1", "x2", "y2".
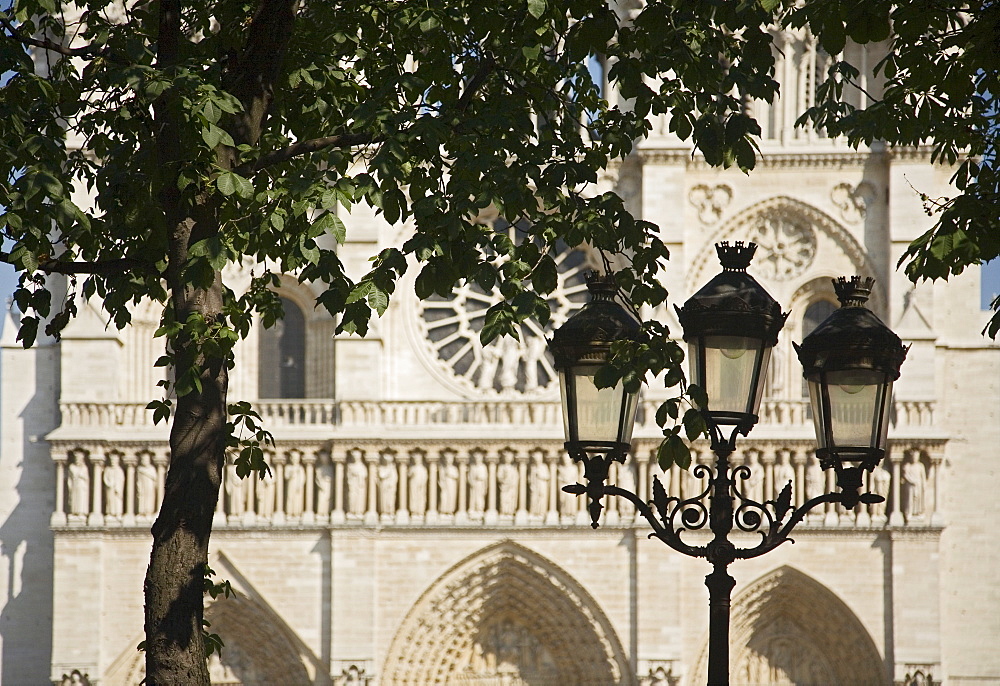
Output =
[
  {"x1": 382, "y1": 541, "x2": 631, "y2": 686},
  {"x1": 690, "y1": 566, "x2": 885, "y2": 686}
]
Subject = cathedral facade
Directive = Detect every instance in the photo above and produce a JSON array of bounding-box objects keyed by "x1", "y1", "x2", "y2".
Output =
[{"x1": 1, "y1": 32, "x2": 999, "y2": 686}]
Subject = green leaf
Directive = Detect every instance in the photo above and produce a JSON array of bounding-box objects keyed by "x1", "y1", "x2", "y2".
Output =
[
  {"x1": 527, "y1": 0, "x2": 546, "y2": 19},
  {"x1": 657, "y1": 433, "x2": 691, "y2": 471}
]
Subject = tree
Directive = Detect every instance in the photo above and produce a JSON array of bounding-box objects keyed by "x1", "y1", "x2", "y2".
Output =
[
  {"x1": 788, "y1": 0, "x2": 1000, "y2": 335},
  {"x1": 0, "y1": 0, "x2": 995, "y2": 682}
]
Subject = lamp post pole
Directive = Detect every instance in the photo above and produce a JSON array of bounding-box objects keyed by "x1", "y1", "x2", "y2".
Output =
[{"x1": 551, "y1": 242, "x2": 906, "y2": 686}]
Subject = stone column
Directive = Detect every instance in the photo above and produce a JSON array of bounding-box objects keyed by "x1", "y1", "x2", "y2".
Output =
[
  {"x1": 396, "y1": 456, "x2": 409, "y2": 524},
  {"x1": 929, "y1": 449, "x2": 944, "y2": 526},
  {"x1": 889, "y1": 450, "x2": 905, "y2": 527},
  {"x1": 545, "y1": 453, "x2": 559, "y2": 525},
  {"x1": 365, "y1": 452, "x2": 379, "y2": 525},
  {"x1": 123, "y1": 452, "x2": 137, "y2": 526},
  {"x1": 426, "y1": 451, "x2": 439, "y2": 524},
  {"x1": 302, "y1": 450, "x2": 316, "y2": 524},
  {"x1": 455, "y1": 450, "x2": 469, "y2": 524},
  {"x1": 576, "y1": 460, "x2": 589, "y2": 526},
  {"x1": 761, "y1": 448, "x2": 775, "y2": 502},
  {"x1": 88, "y1": 451, "x2": 105, "y2": 526},
  {"x1": 792, "y1": 451, "x2": 806, "y2": 508},
  {"x1": 331, "y1": 448, "x2": 346, "y2": 525},
  {"x1": 242, "y1": 459, "x2": 257, "y2": 526},
  {"x1": 52, "y1": 452, "x2": 68, "y2": 526},
  {"x1": 824, "y1": 468, "x2": 839, "y2": 526},
  {"x1": 485, "y1": 450, "x2": 498, "y2": 525},
  {"x1": 272, "y1": 452, "x2": 286, "y2": 525},
  {"x1": 153, "y1": 450, "x2": 168, "y2": 512},
  {"x1": 515, "y1": 449, "x2": 529, "y2": 525}
]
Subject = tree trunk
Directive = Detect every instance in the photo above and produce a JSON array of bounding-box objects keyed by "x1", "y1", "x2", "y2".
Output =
[{"x1": 144, "y1": 347, "x2": 227, "y2": 684}]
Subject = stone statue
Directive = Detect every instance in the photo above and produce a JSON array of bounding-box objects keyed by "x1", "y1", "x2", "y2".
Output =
[
  {"x1": 497, "y1": 336, "x2": 521, "y2": 392},
  {"x1": 468, "y1": 452, "x2": 488, "y2": 514},
  {"x1": 68, "y1": 452, "x2": 90, "y2": 516},
  {"x1": 103, "y1": 453, "x2": 125, "y2": 517},
  {"x1": 378, "y1": 453, "x2": 398, "y2": 514},
  {"x1": 347, "y1": 452, "x2": 367, "y2": 515},
  {"x1": 498, "y1": 452, "x2": 518, "y2": 515},
  {"x1": 285, "y1": 451, "x2": 306, "y2": 517},
  {"x1": 315, "y1": 459, "x2": 333, "y2": 515},
  {"x1": 743, "y1": 451, "x2": 764, "y2": 502},
  {"x1": 616, "y1": 462, "x2": 636, "y2": 516},
  {"x1": 902, "y1": 451, "x2": 927, "y2": 517},
  {"x1": 871, "y1": 462, "x2": 891, "y2": 517},
  {"x1": 528, "y1": 452, "x2": 549, "y2": 515},
  {"x1": 439, "y1": 452, "x2": 459, "y2": 514},
  {"x1": 225, "y1": 459, "x2": 244, "y2": 516},
  {"x1": 558, "y1": 455, "x2": 578, "y2": 515},
  {"x1": 409, "y1": 454, "x2": 428, "y2": 514},
  {"x1": 523, "y1": 336, "x2": 547, "y2": 392},
  {"x1": 257, "y1": 468, "x2": 276, "y2": 518},
  {"x1": 136, "y1": 452, "x2": 157, "y2": 515},
  {"x1": 773, "y1": 450, "x2": 794, "y2": 500},
  {"x1": 805, "y1": 454, "x2": 824, "y2": 499}
]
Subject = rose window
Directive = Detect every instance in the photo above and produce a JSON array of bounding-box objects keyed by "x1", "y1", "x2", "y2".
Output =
[
  {"x1": 416, "y1": 229, "x2": 602, "y2": 396},
  {"x1": 746, "y1": 215, "x2": 817, "y2": 281}
]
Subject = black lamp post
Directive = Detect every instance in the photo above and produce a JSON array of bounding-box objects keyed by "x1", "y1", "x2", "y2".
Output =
[{"x1": 549, "y1": 243, "x2": 906, "y2": 686}]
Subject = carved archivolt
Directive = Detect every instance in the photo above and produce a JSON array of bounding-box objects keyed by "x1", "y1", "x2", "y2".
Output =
[
  {"x1": 382, "y1": 541, "x2": 631, "y2": 685},
  {"x1": 688, "y1": 196, "x2": 872, "y2": 295},
  {"x1": 689, "y1": 566, "x2": 885, "y2": 686}
]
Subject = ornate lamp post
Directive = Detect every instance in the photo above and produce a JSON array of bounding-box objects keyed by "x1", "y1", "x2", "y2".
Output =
[{"x1": 549, "y1": 242, "x2": 907, "y2": 686}]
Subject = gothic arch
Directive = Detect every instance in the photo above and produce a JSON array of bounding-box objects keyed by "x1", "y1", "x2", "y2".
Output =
[
  {"x1": 689, "y1": 566, "x2": 885, "y2": 686},
  {"x1": 687, "y1": 196, "x2": 875, "y2": 301},
  {"x1": 104, "y1": 552, "x2": 319, "y2": 686},
  {"x1": 382, "y1": 540, "x2": 631, "y2": 685}
]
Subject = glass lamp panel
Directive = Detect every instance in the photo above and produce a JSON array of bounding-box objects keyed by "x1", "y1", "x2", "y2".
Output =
[
  {"x1": 807, "y1": 379, "x2": 828, "y2": 449},
  {"x1": 824, "y1": 369, "x2": 883, "y2": 448},
  {"x1": 558, "y1": 368, "x2": 573, "y2": 442},
  {"x1": 696, "y1": 336, "x2": 764, "y2": 414},
  {"x1": 875, "y1": 381, "x2": 893, "y2": 450},
  {"x1": 562, "y1": 364, "x2": 629, "y2": 444},
  {"x1": 619, "y1": 386, "x2": 640, "y2": 445}
]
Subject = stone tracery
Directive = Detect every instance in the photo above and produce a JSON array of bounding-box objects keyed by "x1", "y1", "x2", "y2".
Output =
[{"x1": 382, "y1": 541, "x2": 631, "y2": 686}]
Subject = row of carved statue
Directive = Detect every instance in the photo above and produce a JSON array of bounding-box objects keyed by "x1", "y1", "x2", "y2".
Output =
[{"x1": 51, "y1": 443, "x2": 941, "y2": 527}]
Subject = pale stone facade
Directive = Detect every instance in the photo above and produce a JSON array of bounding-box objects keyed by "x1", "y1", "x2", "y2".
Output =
[{"x1": 1, "y1": 32, "x2": 999, "y2": 686}]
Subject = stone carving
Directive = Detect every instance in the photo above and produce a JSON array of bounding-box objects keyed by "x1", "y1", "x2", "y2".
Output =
[
  {"x1": 315, "y1": 459, "x2": 333, "y2": 515},
  {"x1": 334, "y1": 662, "x2": 372, "y2": 685},
  {"x1": 773, "y1": 450, "x2": 794, "y2": 500},
  {"x1": 58, "y1": 669, "x2": 92, "y2": 686},
  {"x1": 742, "y1": 451, "x2": 764, "y2": 502},
  {"x1": 381, "y1": 541, "x2": 629, "y2": 685},
  {"x1": 497, "y1": 452, "x2": 518, "y2": 516},
  {"x1": 871, "y1": 462, "x2": 891, "y2": 517},
  {"x1": 902, "y1": 451, "x2": 927, "y2": 518},
  {"x1": 765, "y1": 338, "x2": 787, "y2": 398},
  {"x1": 640, "y1": 661, "x2": 679, "y2": 686},
  {"x1": 558, "y1": 455, "x2": 578, "y2": 515},
  {"x1": 136, "y1": 452, "x2": 158, "y2": 515},
  {"x1": 616, "y1": 462, "x2": 635, "y2": 516},
  {"x1": 745, "y1": 214, "x2": 817, "y2": 281},
  {"x1": 468, "y1": 451, "x2": 488, "y2": 514},
  {"x1": 439, "y1": 452, "x2": 459, "y2": 514},
  {"x1": 285, "y1": 451, "x2": 305, "y2": 517},
  {"x1": 257, "y1": 467, "x2": 276, "y2": 518},
  {"x1": 408, "y1": 453, "x2": 428, "y2": 515},
  {"x1": 831, "y1": 181, "x2": 875, "y2": 224},
  {"x1": 528, "y1": 451, "x2": 549, "y2": 515},
  {"x1": 347, "y1": 451, "x2": 367, "y2": 515},
  {"x1": 805, "y1": 454, "x2": 824, "y2": 499},
  {"x1": 378, "y1": 452, "x2": 398, "y2": 514},
  {"x1": 414, "y1": 231, "x2": 602, "y2": 397},
  {"x1": 103, "y1": 453, "x2": 125, "y2": 517},
  {"x1": 465, "y1": 618, "x2": 558, "y2": 682},
  {"x1": 225, "y1": 459, "x2": 245, "y2": 516},
  {"x1": 689, "y1": 183, "x2": 733, "y2": 224},
  {"x1": 68, "y1": 452, "x2": 90, "y2": 516}
]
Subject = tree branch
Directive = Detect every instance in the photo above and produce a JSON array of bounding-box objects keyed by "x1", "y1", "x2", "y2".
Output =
[
  {"x1": 1, "y1": 11, "x2": 108, "y2": 61},
  {"x1": 456, "y1": 54, "x2": 497, "y2": 112},
  {"x1": 238, "y1": 132, "x2": 378, "y2": 175},
  {"x1": 39, "y1": 257, "x2": 159, "y2": 276}
]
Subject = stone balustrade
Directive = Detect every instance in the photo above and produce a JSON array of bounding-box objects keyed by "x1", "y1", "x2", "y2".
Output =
[
  {"x1": 57, "y1": 398, "x2": 937, "y2": 431},
  {"x1": 50, "y1": 440, "x2": 945, "y2": 530}
]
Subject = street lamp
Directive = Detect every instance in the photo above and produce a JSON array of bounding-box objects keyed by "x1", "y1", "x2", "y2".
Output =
[
  {"x1": 550, "y1": 242, "x2": 906, "y2": 686},
  {"x1": 548, "y1": 272, "x2": 642, "y2": 526}
]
